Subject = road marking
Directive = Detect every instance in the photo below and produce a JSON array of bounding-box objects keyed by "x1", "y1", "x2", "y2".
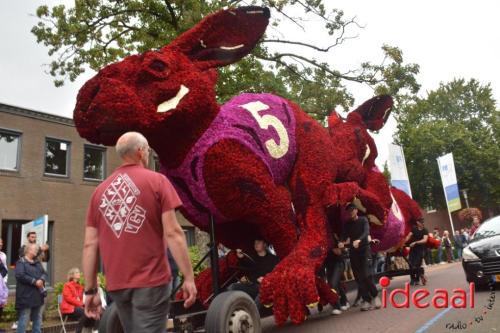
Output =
[{"x1": 415, "y1": 296, "x2": 465, "y2": 333}]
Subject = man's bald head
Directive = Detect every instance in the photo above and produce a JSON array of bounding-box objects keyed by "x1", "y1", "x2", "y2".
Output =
[
  {"x1": 115, "y1": 132, "x2": 151, "y2": 167},
  {"x1": 115, "y1": 132, "x2": 149, "y2": 159}
]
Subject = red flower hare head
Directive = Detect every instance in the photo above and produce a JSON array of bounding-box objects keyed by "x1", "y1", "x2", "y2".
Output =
[
  {"x1": 328, "y1": 95, "x2": 393, "y2": 171},
  {"x1": 74, "y1": 6, "x2": 270, "y2": 146}
]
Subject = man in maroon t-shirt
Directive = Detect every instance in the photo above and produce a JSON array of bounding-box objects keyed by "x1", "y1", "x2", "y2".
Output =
[{"x1": 82, "y1": 132, "x2": 196, "y2": 333}]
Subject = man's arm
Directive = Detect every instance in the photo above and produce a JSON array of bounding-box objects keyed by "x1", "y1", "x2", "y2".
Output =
[
  {"x1": 404, "y1": 231, "x2": 413, "y2": 245},
  {"x1": 40, "y1": 246, "x2": 50, "y2": 262},
  {"x1": 236, "y1": 250, "x2": 253, "y2": 268},
  {"x1": 358, "y1": 217, "x2": 370, "y2": 241},
  {"x1": 162, "y1": 210, "x2": 197, "y2": 308},
  {"x1": 352, "y1": 218, "x2": 370, "y2": 249},
  {"x1": 415, "y1": 234, "x2": 429, "y2": 245},
  {"x1": 82, "y1": 226, "x2": 99, "y2": 290}
]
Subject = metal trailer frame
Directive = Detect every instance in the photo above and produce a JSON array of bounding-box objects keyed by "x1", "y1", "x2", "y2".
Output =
[{"x1": 168, "y1": 215, "x2": 267, "y2": 333}]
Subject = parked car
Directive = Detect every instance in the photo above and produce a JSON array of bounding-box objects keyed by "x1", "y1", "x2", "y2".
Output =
[{"x1": 462, "y1": 215, "x2": 500, "y2": 287}]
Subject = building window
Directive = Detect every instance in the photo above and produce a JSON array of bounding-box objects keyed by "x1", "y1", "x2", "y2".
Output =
[
  {"x1": 1, "y1": 220, "x2": 54, "y2": 287},
  {"x1": 44, "y1": 138, "x2": 70, "y2": 176},
  {"x1": 183, "y1": 227, "x2": 195, "y2": 247},
  {"x1": 151, "y1": 152, "x2": 161, "y2": 172},
  {"x1": 0, "y1": 129, "x2": 21, "y2": 171},
  {"x1": 84, "y1": 145, "x2": 106, "y2": 180}
]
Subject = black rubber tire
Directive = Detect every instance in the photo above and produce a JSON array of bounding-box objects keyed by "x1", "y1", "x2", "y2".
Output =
[
  {"x1": 98, "y1": 303, "x2": 124, "y2": 333},
  {"x1": 205, "y1": 291, "x2": 261, "y2": 333}
]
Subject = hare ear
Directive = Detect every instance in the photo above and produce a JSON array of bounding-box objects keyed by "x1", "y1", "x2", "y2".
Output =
[
  {"x1": 163, "y1": 6, "x2": 270, "y2": 70},
  {"x1": 353, "y1": 95, "x2": 393, "y2": 131}
]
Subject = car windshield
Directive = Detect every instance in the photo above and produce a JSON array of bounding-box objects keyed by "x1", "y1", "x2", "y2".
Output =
[{"x1": 470, "y1": 216, "x2": 500, "y2": 243}]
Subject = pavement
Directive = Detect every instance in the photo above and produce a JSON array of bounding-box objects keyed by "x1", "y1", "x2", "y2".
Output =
[{"x1": 261, "y1": 262, "x2": 499, "y2": 333}]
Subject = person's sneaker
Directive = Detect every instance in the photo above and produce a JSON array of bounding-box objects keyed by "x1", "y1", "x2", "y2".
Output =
[
  {"x1": 11, "y1": 322, "x2": 17, "y2": 330},
  {"x1": 340, "y1": 302, "x2": 350, "y2": 311},
  {"x1": 372, "y1": 296, "x2": 382, "y2": 309},
  {"x1": 305, "y1": 307, "x2": 311, "y2": 316},
  {"x1": 421, "y1": 275, "x2": 428, "y2": 286},
  {"x1": 331, "y1": 308, "x2": 342, "y2": 315},
  {"x1": 440, "y1": 261, "x2": 446, "y2": 265},
  {"x1": 360, "y1": 301, "x2": 373, "y2": 311}
]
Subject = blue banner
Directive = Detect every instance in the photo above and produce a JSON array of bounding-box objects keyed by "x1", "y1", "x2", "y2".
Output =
[{"x1": 391, "y1": 179, "x2": 412, "y2": 197}]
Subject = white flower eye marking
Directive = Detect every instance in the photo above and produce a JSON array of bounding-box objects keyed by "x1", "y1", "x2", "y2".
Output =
[
  {"x1": 157, "y1": 85, "x2": 190, "y2": 113},
  {"x1": 362, "y1": 144, "x2": 371, "y2": 165}
]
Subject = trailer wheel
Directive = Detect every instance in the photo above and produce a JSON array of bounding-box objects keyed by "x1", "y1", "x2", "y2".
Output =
[
  {"x1": 98, "y1": 303, "x2": 124, "y2": 333},
  {"x1": 205, "y1": 291, "x2": 261, "y2": 333}
]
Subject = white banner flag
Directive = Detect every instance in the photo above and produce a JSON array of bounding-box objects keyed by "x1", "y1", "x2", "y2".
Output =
[
  {"x1": 437, "y1": 153, "x2": 461, "y2": 212},
  {"x1": 388, "y1": 144, "x2": 412, "y2": 198}
]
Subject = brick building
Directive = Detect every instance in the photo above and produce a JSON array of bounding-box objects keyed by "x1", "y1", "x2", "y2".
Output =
[{"x1": 0, "y1": 103, "x2": 199, "y2": 287}]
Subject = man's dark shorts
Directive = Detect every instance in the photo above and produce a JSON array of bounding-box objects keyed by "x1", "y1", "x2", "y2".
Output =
[{"x1": 109, "y1": 283, "x2": 172, "y2": 333}]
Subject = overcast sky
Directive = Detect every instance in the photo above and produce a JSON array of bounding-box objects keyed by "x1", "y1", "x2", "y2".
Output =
[{"x1": 1, "y1": 0, "x2": 499, "y2": 168}]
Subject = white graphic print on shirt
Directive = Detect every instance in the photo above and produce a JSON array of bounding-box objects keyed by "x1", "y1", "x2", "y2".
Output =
[{"x1": 98, "y1": 173, "x2": 147, "y2": 238}]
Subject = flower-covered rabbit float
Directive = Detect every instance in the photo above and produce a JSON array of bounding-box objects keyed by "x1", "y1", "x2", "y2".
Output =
[
  {"x1": 327, "y1": 96, "x2": 429, "y2": 252},
  {"x1": 73, "y1": 6, "x2": 354, "y2": 325}
]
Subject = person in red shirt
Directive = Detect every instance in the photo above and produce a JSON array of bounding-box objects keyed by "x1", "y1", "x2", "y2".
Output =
[
  {"x1": 469, "y1": 216, "x2": 481, "y2": 237},
  {"x1": 82, "y1": 132, "x2": 196, "y2": 333},
  {"x1": 61, "y1": 268, "x2": 87, "y2": 333}
]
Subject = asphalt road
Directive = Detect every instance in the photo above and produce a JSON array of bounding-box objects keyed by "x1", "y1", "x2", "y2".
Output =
[{"x1": 261, "y1": 262, "x2": 499, "y2": 333}]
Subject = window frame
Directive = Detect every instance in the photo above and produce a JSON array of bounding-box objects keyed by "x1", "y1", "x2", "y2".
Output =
[
  {"x1": 83, "y1": 144, "x2": 107, "y2": 181},
  {"x1": 0, "y1": 128, "x2": 22, "y2": 172},
  {"x1": 182, "y1": 226, "x2": 195, "y2": 247},
  {"x1": 43, "y1": 137, "x2": 71, "y2": 178}
]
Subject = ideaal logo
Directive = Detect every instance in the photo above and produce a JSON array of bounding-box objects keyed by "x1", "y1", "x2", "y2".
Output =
[
  {"x1": 379, "y1": 276, "x2": 474, "y2": 309},
  {"x1": 379, "y1": 277, "x2": 496, "y2": 331}
]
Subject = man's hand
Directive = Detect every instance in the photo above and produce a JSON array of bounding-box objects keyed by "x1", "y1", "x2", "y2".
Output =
[
  {"x1": 332, "y1": 248, "x2": 342, "y2": 256},
  {"x1": 338, "y1": 242, "x2": 345, "y2": 249},
  {"x1": 35, "y1": 280, "x2": 44, "y2": 288},
  {"x1": 257, "y1": 277, "x2": 263, "y2": 284},
  {"x1": 371, "y1": 239, "x2": 380, "y2": 245},
  {"x1": 162, "y1": 210, "x2": 197, "y2": 306},
  {"x1": 40, "y1": 244, "x2": 49, "y2": 251},
  {"x1": 353, "y1": 239, "x2": 361, "y2": 249},
  {"x1": 236, "y1": 249, "x2": 244, "y2": 259},
  {"x1": 84, "y1": 294, "x2": 102, "y2": 320},
  {"x1": 181, "y1": 279, "x2": 197, "y2": 308},
  {"x1": 409, "y1": 242, "x2": 415, "y2": 248}
]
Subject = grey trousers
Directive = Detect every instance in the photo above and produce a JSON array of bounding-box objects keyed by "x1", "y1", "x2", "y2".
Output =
[{"x1": 109, "y1": 283, "x2": 172, "y2": 333}]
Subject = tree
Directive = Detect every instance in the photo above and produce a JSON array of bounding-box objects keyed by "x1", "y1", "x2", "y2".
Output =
[
  {"x1": 396, "y1": 78, "x2": 499, "y2": 213},
  {"x1": 31, "y1": 0, "x2": 420, "y2": 119}
]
